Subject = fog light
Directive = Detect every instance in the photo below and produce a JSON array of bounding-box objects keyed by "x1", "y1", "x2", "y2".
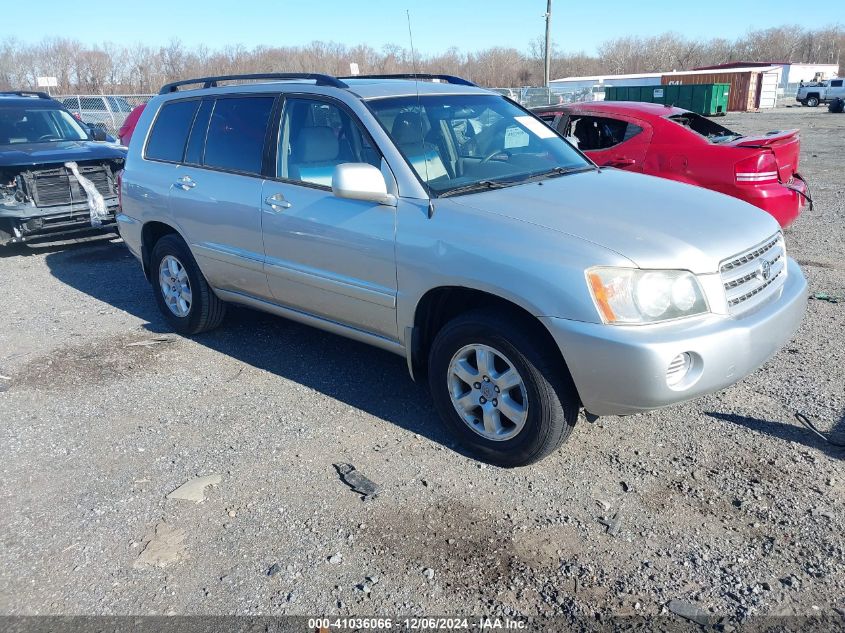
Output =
[{"x1": 666, "y1": 352, "x2": 692, "y2": 387}]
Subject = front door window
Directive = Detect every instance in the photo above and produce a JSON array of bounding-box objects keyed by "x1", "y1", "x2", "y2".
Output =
[{"x1": 277, "y1": 98, "x2": 380, "y2": 187}]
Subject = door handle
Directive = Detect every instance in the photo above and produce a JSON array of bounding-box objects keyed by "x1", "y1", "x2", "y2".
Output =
[
  {"x1": 603, "y1": 157, "x2": 636, "y2": 168},
  {"x1": 175, "y1": 176, "x2": 196, "y2": 190},
  {"x1": 264, "y1": 194, "x2": 292, "y2": 211}
]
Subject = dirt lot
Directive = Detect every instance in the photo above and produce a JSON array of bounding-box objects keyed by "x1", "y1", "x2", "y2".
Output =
[{"x1": 0, "y1": 106, "x2": 843, "y2": 627}]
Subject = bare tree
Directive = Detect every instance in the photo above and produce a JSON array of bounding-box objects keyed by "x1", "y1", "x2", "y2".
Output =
[{"x1": 0, "y1": 25, "x2": 841, "y2": 94}]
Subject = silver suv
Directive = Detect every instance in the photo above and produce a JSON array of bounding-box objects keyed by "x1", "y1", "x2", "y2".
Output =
[
  {"x1": 59, "y1": 95, "x2": 134, "y2": 133},
  {"x1": 118, "y1": 72, "x2": 807, "y2": 466}
]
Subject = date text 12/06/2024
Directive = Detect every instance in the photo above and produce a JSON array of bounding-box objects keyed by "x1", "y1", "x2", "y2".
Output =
[{"x1": 308, "y1": 617, "x2": 528, "y2": 630}]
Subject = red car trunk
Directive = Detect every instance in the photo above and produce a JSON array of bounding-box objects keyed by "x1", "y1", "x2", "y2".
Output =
[
  {"x1": 730, "y1": 130, "x2": 800, "y2": 183},
  {"x1": 532, "y1": 102, "x2": 808, "y2": 227}
]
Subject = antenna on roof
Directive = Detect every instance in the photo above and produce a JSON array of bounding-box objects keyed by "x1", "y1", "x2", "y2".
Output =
[
  {"x1": 406, "y1": 9, "x2": 434, "y2": 219},
  {"x1": 406, "y1": 9, "x2": 418, "y2": 79}
]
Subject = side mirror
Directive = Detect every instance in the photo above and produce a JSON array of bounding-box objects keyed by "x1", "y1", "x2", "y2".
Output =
[{"x1": 332, "y1": 163, "x2": 396, "y2": 206}]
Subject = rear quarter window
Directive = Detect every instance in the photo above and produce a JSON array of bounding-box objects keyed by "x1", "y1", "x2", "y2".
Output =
[
  {"x1": 537, "y1": 113, "x2": 558, "y2": 127},
  {"x1": 145, "y1": 100, "x2": 201, "y2": 163}
]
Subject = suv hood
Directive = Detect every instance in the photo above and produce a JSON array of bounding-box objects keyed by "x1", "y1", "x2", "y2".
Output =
[
  {"x1": 450, "y1": 168, "x2": 781, "y2": 274},
  {"x1": 0, "y1": 141, "x2": 126, "y2": 168}
]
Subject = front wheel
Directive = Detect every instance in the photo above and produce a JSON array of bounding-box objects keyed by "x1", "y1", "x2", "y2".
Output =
[
  {"x1": 150, "y1": 234, "x2": 226, "y2": 334},
  {"x1": 428, "y1": 310, "x2": 579, "y2": 467}
]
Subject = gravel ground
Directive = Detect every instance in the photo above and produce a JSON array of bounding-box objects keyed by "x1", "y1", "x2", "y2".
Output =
[{"x1": 0, "y1": 106, "x2": 843, "y2": 627}]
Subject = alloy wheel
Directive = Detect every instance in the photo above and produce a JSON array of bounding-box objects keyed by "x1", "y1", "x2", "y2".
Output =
[
  {"x1": 158, "y1": 255, "x2": 192, "y2": 317},
  {"x1": 447, "y1": 343, "x2": 529, "y2": 441}
]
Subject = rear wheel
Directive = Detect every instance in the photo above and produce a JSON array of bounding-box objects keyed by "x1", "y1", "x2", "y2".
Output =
[
  {"x1": 150, "y1": 234, "x2": 225, "y2": 334},
  {"x1": 428, "y1": 310, "x2": 579, "y2": 467},
  {"x1": 806, "y1": 95, "x2": 820, "y2": 107}
]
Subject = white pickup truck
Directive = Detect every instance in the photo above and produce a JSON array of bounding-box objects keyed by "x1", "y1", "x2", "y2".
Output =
[{"x1": 796, "y1": 78, "x2": 845, "y2": 107}]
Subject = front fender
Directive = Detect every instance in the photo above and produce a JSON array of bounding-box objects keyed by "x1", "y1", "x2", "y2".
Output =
[{"x1": 394, "y1": 197, "x2": 633, "y2": 332}]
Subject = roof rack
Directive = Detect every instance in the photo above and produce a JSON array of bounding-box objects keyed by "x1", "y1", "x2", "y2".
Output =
[
  {"x1": 0, "y1": 90, "x2": 53, "y2": 99},
  {"x1": 159, "y1": 73, "x2": 349, "y2": 94},
  {"x1": 339, "y1": 73, "x2": 477, "y2": 87}
]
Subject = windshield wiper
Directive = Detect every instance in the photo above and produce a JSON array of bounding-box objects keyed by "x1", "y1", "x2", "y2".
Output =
[
  {"x1": 539, "y1": 165, "x2": 596, "y2": 178},
  {"x1": 439, "y1": 166, "x2": 596, "y2": 197},
  {"x1": 438, "y1": 180, "x2": 511, "y2": 198},
  {"x1": 515, "y1": 165, "x2": 596, "y2": 183}
]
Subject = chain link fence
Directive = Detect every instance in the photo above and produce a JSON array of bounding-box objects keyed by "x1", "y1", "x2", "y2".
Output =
[{"x1": 55, "y1": 94, "x2": 155, "y2": 136}]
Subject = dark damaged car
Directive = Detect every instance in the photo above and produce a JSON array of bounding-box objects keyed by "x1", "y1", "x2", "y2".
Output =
[{"x1": 0, "y1": 92, "x2": 125, "y2": 246}]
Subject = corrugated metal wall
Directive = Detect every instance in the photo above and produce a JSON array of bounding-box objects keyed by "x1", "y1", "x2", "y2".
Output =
[{"x1": 661, "y1": 71, "x2": 759, "y2": 111}]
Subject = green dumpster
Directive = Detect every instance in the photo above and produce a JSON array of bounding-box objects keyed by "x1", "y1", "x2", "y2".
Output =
[{"x1": 604, "y1": 83, "x2": 729, "y2": 116}]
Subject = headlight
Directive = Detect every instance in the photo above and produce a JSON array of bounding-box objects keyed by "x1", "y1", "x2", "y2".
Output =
[{"x1": 586, "y1": 268, "x2": 709, "y2": 324}]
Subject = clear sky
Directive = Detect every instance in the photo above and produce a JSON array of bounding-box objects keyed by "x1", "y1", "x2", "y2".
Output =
[{"x1": 1, "y1": 0, "x2": 840, "y2": 55}]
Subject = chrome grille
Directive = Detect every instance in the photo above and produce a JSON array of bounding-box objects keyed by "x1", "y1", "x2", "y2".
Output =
[
  {"x1": 30, "y1": 165, "x2": 115, "y2": 207},
  {"x1": 720, "y1": 233, "x2": 787, "y2": 314}
]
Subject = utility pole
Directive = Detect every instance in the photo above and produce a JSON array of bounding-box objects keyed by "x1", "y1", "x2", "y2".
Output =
[{"x1": 543, "y1": 0, "x2": 553, "y2": 88}]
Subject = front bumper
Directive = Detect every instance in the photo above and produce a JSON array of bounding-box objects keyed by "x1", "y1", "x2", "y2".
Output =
[
  {"x1": 541, "y1": 257, "x2": 807, "y2": 416},
  {"x1": 0, "y1": 199, "x2": 118, "y2": 245}
]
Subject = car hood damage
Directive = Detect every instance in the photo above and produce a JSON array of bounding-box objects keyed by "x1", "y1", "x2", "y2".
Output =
[
  {"x1": 0, "y1": 140, "x2": 126, "y2": 168},
  {"x1": 450, "y1": 168, "x2": 781, "y2": 274}
]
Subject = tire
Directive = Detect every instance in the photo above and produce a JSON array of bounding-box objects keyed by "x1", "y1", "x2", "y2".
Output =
[
  {"x1": 150, "y1": 233, "x2": 226, "y2": 335},
  {"x1": 427, "y1": 310, "x2": 579, "y2": 467},
  {"x1": 806, "y1": 96, "x2": 820, "y2": 107}
]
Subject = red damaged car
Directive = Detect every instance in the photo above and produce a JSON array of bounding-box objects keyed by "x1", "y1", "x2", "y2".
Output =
[{"x1": 532, "y1": 101, "x2": 809, "y2": 228}]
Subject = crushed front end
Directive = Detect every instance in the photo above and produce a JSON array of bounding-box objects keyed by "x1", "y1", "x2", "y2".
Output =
[{"x1": 0, "y1": 159, "x2": 123, "y2": 245}]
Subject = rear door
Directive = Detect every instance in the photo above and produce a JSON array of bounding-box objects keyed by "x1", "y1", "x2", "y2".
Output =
[
  {"x1": 260, "y1": 95, "x2": 398, "y2": 340},
  {"x1": 166, "y1": 94, "x2": 276, "y2": 300},
  {"x1": 563, "y1": 112, "x2": 651, "y2": 171}
]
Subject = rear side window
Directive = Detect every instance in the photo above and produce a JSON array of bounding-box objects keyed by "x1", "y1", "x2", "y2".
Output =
[
  {"x1": 565, "y1": 115, "x2": 642, "y2": 150},
  {"x1": 79, "y1": 97, "x2": 107, "y2": 112},
  {"x1": 203, "y1": 96, "x2": 274, "y2": 175},
  {"x1": 831, "y1": 80, "x2": 843, "y2": 87},
  {"x1": 146, "y1": 100, "x2": 200, "y2": 162}
]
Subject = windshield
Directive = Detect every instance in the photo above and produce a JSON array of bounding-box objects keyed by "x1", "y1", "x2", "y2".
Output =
[
  {"x1": 0, "y1": 105, "x2": 89, "y2": 145},
  {"x1": 368, "y1": 94, "x2": 591, "y2": 195}
]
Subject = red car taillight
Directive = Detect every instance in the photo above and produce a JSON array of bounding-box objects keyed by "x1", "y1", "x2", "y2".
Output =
[
  {"x1": 735, "y1": 153, "x2": 779, "y2": 185},
  {"x1": 116, "y1": 169, "x2": 123, "y2": 211}
]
